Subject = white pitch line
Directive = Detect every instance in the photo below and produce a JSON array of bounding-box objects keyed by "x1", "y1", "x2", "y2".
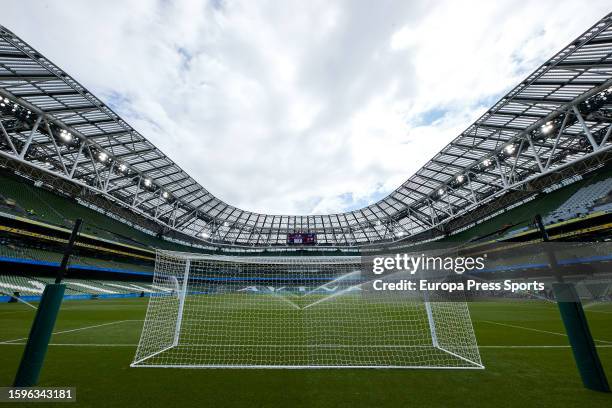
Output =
[
  {"x1": 479, "y1": 345, "x2": 612, "y2": 349},
  {"x1": 0, "y1": 343, "x2": 610, "y2": 349},
  {"x1": 270, "y1": 292, "x2": 301, "y2": 310},
  {"x1": 480, "y1": 320, "x2": 612, "y2": 344},
  {"x1": 0, "y1": 319, "x2": 141, "y2": 344},
  {"x1": 0, "y1": 343, "x2": 137, "y2": 347},
  {"x1": 584, "y1": 309, "x2": 612, "y2": 315}
]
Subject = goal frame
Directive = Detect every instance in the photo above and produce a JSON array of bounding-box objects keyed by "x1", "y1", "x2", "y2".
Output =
[{"x1": 131, "y1": 251, "x2": 484, "y2": 369}]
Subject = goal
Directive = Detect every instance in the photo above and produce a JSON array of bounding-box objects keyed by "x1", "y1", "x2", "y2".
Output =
[{"x1": 131, "y1": 250, "x2": 483, "y2": 369}]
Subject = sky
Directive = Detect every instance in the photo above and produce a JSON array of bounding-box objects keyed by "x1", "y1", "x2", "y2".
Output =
[{"x1": 3, "y1": 1, "x2": 611, "y2": 215}]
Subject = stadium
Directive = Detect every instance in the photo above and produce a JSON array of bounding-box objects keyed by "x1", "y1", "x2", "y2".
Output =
[{"x1": 1, "y1": 3, "x2": 612, "y2": 407}]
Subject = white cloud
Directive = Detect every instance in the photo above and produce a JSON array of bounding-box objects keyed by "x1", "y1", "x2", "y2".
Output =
[{"x1": 2, "y1": 0, "x2": 610, "y2": 214}]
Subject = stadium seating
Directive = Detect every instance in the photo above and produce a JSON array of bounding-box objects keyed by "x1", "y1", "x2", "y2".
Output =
[
  {"x1": 0, "y1": 273, "x2": 161, "y2": 300},
  {"x1": 30, "y1": 276, "x2": 157, "y2": 295},
  {"x1": 544, "y1": 177, "x2": 612, "y2": 224},
  {"x1": 0, "y1": 174, "x2": 67, "y2": 226},
  {"x1": 446, "y1": 179, "x2": 587, "y2": 242},
  {"x1": 446, "y1": 168, "x2": 612, "y2": 242},
  {"x1": 0, "y1": 239, "x2": 154, "y2": 274},
  {"x1": 0, "y1": 171, "x2": 184, "y2": 251},
  {"x1": 0, "y1": 274, "x2": 88, "y2": 297}
]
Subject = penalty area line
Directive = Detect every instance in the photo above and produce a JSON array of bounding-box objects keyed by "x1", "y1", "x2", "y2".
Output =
[
  {"x1": 0, "y1": 343, "x2": 137, "y2": 347},
  {"x1": 0, "y1": 319, "x2": 142, "y2": 344},
  {"x1": 479, "y1": 320, "x2": 612, "y2": 344},
  {"x1": 479, "y1": 345, "x2": 612, "y2": 349},
  {"x1": 584, "y1": 309, "x2": 612, "y2": 315}
]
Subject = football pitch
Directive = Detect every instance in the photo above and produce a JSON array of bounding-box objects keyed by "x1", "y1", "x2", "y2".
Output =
[{"x1": 1, "y1": 299, "x2": 611, "y2": 407}]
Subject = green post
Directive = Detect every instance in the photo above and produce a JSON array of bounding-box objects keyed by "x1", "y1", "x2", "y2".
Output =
[
  {"x1": 13, "y1": 284, "x2": 65, "y2": 387},
  {"x1": 553, "y1": 283, "x2": 610, "y2": 392},
  {"x1": 534, "y1": 214, "x2": 609, "y2": 392},
  {"x1": 12, "y1": 218, "x2": 82, "y2": 387}
]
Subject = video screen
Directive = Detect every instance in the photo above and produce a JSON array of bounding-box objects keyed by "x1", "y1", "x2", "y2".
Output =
[{"x1": 286, "y1": 232, "x2": 317, "y2": 245}]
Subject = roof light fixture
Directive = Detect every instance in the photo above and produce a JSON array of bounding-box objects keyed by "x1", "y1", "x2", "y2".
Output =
[
  {"x1": 97, "y1": 151, "x2": 108, "y2": 162},
  {"x1": 58, "y1": 129, "x2": 73, "y2": 143},
  {"x1": 540, "y1": 121, "x2": 554, "y2": 135},
  {"x1": 503, "y1": 143, "x2": 517, "y2": 156}
]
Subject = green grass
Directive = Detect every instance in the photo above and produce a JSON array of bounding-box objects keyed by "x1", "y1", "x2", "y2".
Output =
[
  {"x1": 1, "y1": 299, "x2": 611, "y2": 407},
  {"x1": 135, "y1": 294, "x2": 479, "y2": 367}
]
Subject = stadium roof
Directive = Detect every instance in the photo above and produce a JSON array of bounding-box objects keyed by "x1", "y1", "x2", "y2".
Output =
[{"x1": 1, "y1": 13, "x2": 612, "y2": 247}]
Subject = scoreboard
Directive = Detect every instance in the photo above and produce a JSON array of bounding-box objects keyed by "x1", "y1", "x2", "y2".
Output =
[{"x1": 286, "y1": 233, "x2": 317, "y2": 245}]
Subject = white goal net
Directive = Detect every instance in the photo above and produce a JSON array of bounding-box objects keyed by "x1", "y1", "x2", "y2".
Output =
[{"x1": 132, "y1": 250, "x2": 483, "y2": 369}]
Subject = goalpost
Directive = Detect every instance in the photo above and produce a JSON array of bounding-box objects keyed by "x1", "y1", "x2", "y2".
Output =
[{"x1": 131, "y1": 250, "x2": 483, "y2": 369}]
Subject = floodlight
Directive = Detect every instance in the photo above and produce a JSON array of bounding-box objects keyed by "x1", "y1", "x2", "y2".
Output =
[
  {"x1": 162, "y1": 191, "x2": 170, "y2": 199},
  {"x1": 143, "y1": 178, "x2": 152, "y2": 187},
  {"x1": 97, "y1": 151, "x2": 108, "y2": 162},
  {"x1": 540, "y1": 122, "x2": 554, "y2": 135},
  {"x1": 199, "y1": 231, "x2": 210, "y2": 238},
  {"x1": 58, "y1": 129, "x2": 73, "y2": 142},
  {"x1": 456, "y1": 174, "x2": 465, "y2": 183},
  {"x1": 118, "y1": 163, "x2": 128, "y2": 173},
  {"x1": 438, "y1": 187, "x2": 445, "y2": 196},
  {"x1": 503, "y1": 144, "x2": 517, "y2": 155},
  {"x1": 482, "y1": 158, "x2": 493, "y2": 167}
]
